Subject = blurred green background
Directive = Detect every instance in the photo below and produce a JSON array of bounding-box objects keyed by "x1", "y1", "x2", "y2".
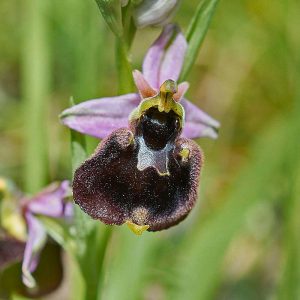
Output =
[{"x1": 0, "y1": 0, "x2": 299, "y2": 299}]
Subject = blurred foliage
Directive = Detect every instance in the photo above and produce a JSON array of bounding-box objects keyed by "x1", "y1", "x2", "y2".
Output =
[{"x1": 0, "y1": 0, "x2": 299, "y2": 299}]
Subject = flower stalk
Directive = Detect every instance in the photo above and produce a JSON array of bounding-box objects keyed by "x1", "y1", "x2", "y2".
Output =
[{"x1": 22, "y1": 0, "x2": 50, "y2": 193}]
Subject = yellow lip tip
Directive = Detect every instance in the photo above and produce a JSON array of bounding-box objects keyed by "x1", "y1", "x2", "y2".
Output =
[
  {"x1": 126, "y1": 220, "x2": 149, "y2": 236},
  {"x1": 179, "y1": 148, "x2": 190, "y2": 161}
]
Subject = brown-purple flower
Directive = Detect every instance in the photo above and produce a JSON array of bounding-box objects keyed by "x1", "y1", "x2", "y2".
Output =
[{"x1": 60, "y1": 24, "x2": 219, "y2": 234}]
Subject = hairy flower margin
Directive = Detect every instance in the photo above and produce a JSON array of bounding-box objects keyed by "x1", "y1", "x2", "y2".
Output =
[
  {"x1": 60, "y1": 24, "x2": 220, "y2": 234},
  {"x1": 0, "y1": 179, "x2": 72, "y2": 288},
  {"x1": 60, "y1": 24, "x2": 220, "y2": 141}
]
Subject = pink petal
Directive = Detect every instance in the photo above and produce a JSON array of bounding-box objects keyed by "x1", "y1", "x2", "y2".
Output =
[
  {"x1": 22, "y1": 213, "x2": 47, "y2": 288},
  {"x1": 159, "y1": 30, "x2": 187, "y2": 85},
  {"x1": 60, "y1": 93, "x2": 141, "y2": 139},
  {"x1": 133, "y1": 70, "x2": 157, "y2": 98},
  {"x1": 181, "y1": 99, "x2": 220, "y2": 139},
  {"x1": 142, "y1": 24, "x2": 175, "y2": 89},
  {"x1": 183, "y1": 122, "x2": 219, "y2": 139},
  {"x1": 173, "y1": 81, "x2": 189, "y2": 102},
  {"x1": 27, "y1": 181, "x2": 72, "y2": 218}
]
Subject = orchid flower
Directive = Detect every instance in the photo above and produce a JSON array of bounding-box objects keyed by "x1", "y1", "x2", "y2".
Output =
[
  {"x1": 0, "y1": 179, "x2": 72, "y2": 288},
  {"x1": 60, "y1": 24, "x2": 219, "y2": 235}
]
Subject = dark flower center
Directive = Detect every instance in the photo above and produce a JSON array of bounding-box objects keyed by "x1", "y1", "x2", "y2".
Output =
[{"x1": 138, "y1": 107, "x2": 180, "y2": 150}]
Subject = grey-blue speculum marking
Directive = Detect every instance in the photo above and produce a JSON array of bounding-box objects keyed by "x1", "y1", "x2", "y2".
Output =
[{"x1": 73, "y1": 80, "x2": 203, "y2": 233}]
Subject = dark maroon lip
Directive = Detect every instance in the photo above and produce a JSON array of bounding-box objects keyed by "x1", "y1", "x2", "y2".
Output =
[{"x1": 72, "y1": 105, "x2": 203, "y2": 231}]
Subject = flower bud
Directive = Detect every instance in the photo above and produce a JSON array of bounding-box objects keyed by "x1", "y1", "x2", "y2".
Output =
[{"x1": 134, "y1": 0, "x2": 179, "y2": 28}]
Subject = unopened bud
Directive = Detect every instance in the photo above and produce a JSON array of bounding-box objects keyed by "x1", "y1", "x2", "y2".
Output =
[{"x1": 134, "y1": 0, "x2": 179, "y2": 28}]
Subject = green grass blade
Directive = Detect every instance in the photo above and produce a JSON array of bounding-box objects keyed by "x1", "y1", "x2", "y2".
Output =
[
  {"x1": 278, "y1": 160, "x2": 300, "y2": 300},
  {"x1": 180, "y1": 0, "x2": 220, "y2": 81},
  {"x1": 99, "y1": 228, "x2": 158, "y2": 300},
  {"x1": 22, "y1": 0, "x2": 50, "y2": 193},
  {"x1": 171, "y1": 112, "x2": 300, "y2": 300}
]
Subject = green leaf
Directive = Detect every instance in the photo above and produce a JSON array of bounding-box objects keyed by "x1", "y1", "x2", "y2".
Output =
[
  {"x1": 95, "y1": 0, "x2": 123, "y2": 37},
  {"x1": 99, "y1": 227, "x2": 158, "y2": 300},
  {"x1": 79, "y1": 224, "x2": 112, "y2": 300},
  {"x1": 180, "y1": 0, "x2": 220, "y2": 81}
]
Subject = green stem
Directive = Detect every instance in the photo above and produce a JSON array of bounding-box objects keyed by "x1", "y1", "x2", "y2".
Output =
[
  {"x1": 115, "y1": 37, "x2": 135, "y2": 94},
  {"x1": 22, "y1": 0, "x2": 50, "y2": 193},
  {"x1": 116, "y1": 3, "x2": 136, "y2": 94}
]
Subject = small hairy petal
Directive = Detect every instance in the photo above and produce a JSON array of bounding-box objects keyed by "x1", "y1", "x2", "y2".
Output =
[
  {"x1": 134, "y1": 0, "x2": 179, "y2": 28},
  {"x1": 159, "y1": 31, "x2": 187, "y2": 85},
  {"x1": 60, "y1": 94, "x2": 141, "y2": 139},
  {"x1": 173, "y1": 81, "x2": 190, "y2": 102},
  {"x1": 142, "y1": 24, "x2": 175, "y2": 89},
  {"x1": 22, "y1": 213, "x2": 47, "y2": 288},
  {"x1": 27, "y1": 180, "x2": 71, "y2": 218},
  {"x1": 133, "y1": 70, "x2": 157, "y2": 98},
  {"x1": 181, "y1": 99, "x2": 220, "y2": 139}
]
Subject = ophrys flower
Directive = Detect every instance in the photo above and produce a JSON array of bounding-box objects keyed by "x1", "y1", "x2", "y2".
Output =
[{"x1": 61, "y1": 24, "x2": 219, "y2": 234}]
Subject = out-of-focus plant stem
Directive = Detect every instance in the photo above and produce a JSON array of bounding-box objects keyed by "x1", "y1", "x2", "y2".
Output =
[
  {"x1": 278, "y1": 71, "x2": 300, "y2": 300},
  {"x1": 278, "y1": 160, "x2": 300, "y2": 300},
  {"x1": 115, "y1": 37, "x2": 135, "y2": 94},
  {"x1": 116, "y1": 4, "x2": 136, "y2": 94},
  {"x1": 94, "y1": 0, "x2": 135, "y2": 94},
  {"x1": 22, "y1": 0, "x2": 50, "y2": 193}
]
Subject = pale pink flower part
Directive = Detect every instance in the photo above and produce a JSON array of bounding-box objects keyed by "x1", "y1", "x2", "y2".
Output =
[
  {"x1": 21, "y1": 180, "x2": 72, "y2": 288},
  {"x1": 60, "y1": 24, "x2": 220, "y2": 140}
]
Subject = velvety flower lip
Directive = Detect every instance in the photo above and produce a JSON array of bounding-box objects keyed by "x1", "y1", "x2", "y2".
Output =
[
  {"x1": 60, "y1": 24, "x2": 220, "y2": 141},
  {"x1": 73, "y1": 80, "x2": 204, "y2": 233}
]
